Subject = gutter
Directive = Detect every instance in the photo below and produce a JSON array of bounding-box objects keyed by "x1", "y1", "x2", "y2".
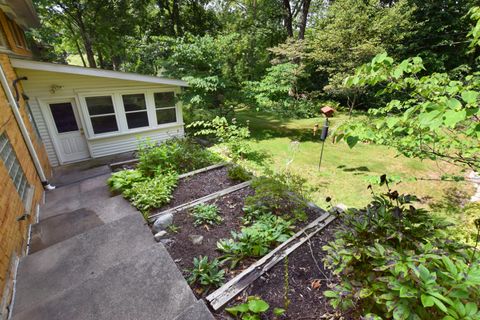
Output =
[{"x1": 0, "y1": 63, "x2": 55, "y2": 190}]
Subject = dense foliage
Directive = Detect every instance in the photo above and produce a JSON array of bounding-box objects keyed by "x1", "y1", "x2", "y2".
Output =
[
  {"x1": 32, "y1": 0, "x2": 478, "y2": 118},
  {"x1": 187, "y1": 256, "x2": 225, "y2": 289},
  {"x1": 323, "y1": 178, "x2": 480, "y2": 319},
  {"x1": 191, "y1": 204, "x2": 223, "y2": 226},
  {"x1": 137, "y1": 138, "x2": 221, "y2": 176}
]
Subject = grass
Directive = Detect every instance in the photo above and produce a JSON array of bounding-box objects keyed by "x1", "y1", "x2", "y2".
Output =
[{"x1": 233, "y1": 109, "x2": 475, "y2": 210}]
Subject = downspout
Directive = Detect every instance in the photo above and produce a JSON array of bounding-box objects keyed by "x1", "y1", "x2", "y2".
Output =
[{"x1": 0, "y1": 64, "x2": 55, "y2": 190}]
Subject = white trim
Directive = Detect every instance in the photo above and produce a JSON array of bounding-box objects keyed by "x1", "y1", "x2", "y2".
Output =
[
  {"x1": 37, "y1": 97, "x2": 92, "y2": 165},
  {"x1": 11, "y1": 58, "x2": 189, "y2": 87},
  {"x1": 77, "y1": 88, "x2": 182, "y2": 139}
]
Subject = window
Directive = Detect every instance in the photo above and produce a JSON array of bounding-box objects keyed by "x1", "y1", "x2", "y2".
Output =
[
  {"x1": 85, "y1": 96, "x2": 118, "y2": 134},
  {"x1": 49, "y1": 102, "x2": 79, "y2": 133},
  {"x1": 122, "y1": 94, "x2": 149, "y2": 129},
  {"x1": 0, "y1": 133, "x2": 29, "y2": 203},
  {"x1": 154, "y1": 92, "x2": 177, "y2": 125}
]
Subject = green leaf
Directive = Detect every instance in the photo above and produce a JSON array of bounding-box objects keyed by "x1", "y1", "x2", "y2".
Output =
[
  {"x1": 225, "y1": 303, "x2": 249, "y2": 316},
  {"x1": 346, "y1": 136, "x2": 359, "y2": 148},
  {"x1": 446, "y1": 98, "x2": 462, "y2": 110},
  {"x1": 324, "y1": 290, "x2": 339, "y2": 298},
  {"x1": 444, "y1": 109, "x2": 467, "y2": 128},
  {"x1": 248, "y1": 299, "x2": 269, "y2": 313},
  {"x1": 393, "y1": 303, "x2": 411, "y2": 320},
  {"x1": 432, "y1": 296, "x2": 448, "y2": 313},
  {"x1": 461, "y1": 90, "x2": 479, "y2": 104},
  {"x1": 465, "y1": 302, "x2": 478, "y2": 316},
  {"x1": 273, "y1": 308, "x2": 286, "y2": 316},
  {"x1": 421, "y1": 294, "x2": 435, "y2": 307}
]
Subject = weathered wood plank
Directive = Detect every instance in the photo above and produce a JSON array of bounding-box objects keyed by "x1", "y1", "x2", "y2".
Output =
[
  {"x1": 148, "y1": 180, "x2": 252, "y2": 221},
  {"x1": 177, "y1": 163, "x2": 227, "y2": 179},
  {"x1": 108, "y1": 158, "x2": 138, "y2": 170},
  {"x1": 206, "y1": 212, "x2": 336, "y2": 310}
]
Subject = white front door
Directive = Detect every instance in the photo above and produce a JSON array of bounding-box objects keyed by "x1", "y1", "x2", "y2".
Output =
[{"x1": 47, "y1": 100, "x2": 90, "y2": 163}]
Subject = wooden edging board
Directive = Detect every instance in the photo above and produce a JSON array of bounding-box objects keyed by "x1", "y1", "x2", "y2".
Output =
[
  {"x1": 177, "y1": 163, "x2": 227, "y2": 179},
  {"x1": 206, "y1": 212, "x2": 336, "y2": 310},
  {"x1": 148, "y1": 180, "x2": 252, "y2": 222}
]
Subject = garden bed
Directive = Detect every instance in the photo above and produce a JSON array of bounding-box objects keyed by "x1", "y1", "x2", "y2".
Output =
[
  {"x1": 155, "y1": 165, "x2": 239, "y2": 212},
  {"x1": 161, "y1": 184, "x2": 331, "y2": 297},
  {"x1": 214, "y1": 220, "x2": 342, "y2": 320}
]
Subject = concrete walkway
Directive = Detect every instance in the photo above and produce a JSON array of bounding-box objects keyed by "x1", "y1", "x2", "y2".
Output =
[{"x1": 11, "y1": 163, "x2": 214, "y2": 320}]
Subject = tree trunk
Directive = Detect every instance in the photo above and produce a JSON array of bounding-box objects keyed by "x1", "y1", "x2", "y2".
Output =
[
  {"x1": 82, "y1": 35, "x2": 97, "y2": 68},
  {"x1": 75, "y1": 40, "x2": 87, "y2": 67},
  {"x1": 283, "y1": 0, "x2": 294, "y2": 37},
  {"x1": 172, "y1": 0, "x2": 181, "y2": 36},
  {"x1": 298, "y1": 0, "x2": 311, "y2": 40}
]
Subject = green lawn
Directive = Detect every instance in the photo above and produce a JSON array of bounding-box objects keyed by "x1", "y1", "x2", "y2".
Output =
[{"x1": 234, "y1": 109, "x2": 474, "y2": 209}]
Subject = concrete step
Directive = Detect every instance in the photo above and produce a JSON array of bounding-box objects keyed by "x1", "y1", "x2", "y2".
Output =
[
  {"x1": 173, "y1": 300, "x2": 215, "y2": 320},
  {"x1": 13, "y1": 214, "x2": 152, "y2": 315},
  {"x1": 41, "y1": 172, "x2": 113, "y2": 220},
  {"x1": 29, "y1": 208, "x2": 104, "y2": 254},
  {"x1": 12, "y1": 243, "x2": 197, "y2": 320}
]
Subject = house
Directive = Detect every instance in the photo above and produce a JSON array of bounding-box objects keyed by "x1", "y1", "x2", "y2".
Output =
[{"x1": 0, "y1": 1, "x2": 186, "y2": 316}]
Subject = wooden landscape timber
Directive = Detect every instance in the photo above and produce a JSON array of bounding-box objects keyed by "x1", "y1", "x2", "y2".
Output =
[
  {"x1": 206, "y1": 211, "x2": 337, "y2": 310},
  {"x1": 148, "y1": 180, "x2": 252, "y2": 222}
]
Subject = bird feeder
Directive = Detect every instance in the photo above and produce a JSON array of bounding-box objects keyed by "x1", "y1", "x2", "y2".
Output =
[{"x1": 320, "y1": 106, "x2": 335, "y2": 118}]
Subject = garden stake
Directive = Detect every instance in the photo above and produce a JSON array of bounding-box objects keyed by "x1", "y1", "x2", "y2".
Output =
[{"x1": 318, "y1": 117, "x2": 329, "y2": 170}]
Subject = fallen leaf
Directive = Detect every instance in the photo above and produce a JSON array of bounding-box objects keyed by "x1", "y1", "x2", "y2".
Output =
[{"x1": 311, "y1": 279, "x2": 322, "y2": 289}]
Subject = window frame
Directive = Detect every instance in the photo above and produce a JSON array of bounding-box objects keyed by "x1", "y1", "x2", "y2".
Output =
[
  {"x1": 153, "y1": 91, "x2": 177, "y2": 125},
  {"x1": 77, "y1": 87, "x2": 181, "y2": 139},
  {"x1": 121, "y1": 93, "x2": 150, "y2": 129}
]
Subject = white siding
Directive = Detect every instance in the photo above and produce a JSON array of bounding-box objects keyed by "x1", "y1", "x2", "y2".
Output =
[{"x1": 16, "y1": 68, "x2": 184, "y2": 166}]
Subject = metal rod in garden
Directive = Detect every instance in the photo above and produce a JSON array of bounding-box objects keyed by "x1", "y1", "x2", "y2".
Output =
[{"x1": 318, "y1": 118, "x2": 329, "y2": 170}]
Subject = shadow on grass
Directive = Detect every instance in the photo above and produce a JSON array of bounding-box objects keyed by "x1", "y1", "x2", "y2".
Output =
[
  {"x1": 338, "y1": 165, "x2": 370, "y2": 172},
  {"x1": 243, "y1": 149, "x2": 272, "y2": 167},
  {"x1": 429, "y1": 187, "x2": 470, "y2": 214}
]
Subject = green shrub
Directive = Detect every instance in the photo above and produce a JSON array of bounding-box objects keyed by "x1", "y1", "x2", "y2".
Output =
[
  {"x1": 137, "y1": 138, "x2": 221, "y2": 176},
  {"x1": 191, "y1": 204, "x2": 223, "y2": 226},
  {"x1": 323, "y1": 178, "x2": 480, "y2": 319},
  {"x1": 227, "y1": 164, "x2": 253, "y2": 182},
  {"x1": 107, "y1": 169, "x2": 145, "y2": 193},
  {"x1": 123, "y1": 172, "x2": 178, "y2": 216},
  {"x1": 244, "y1": 171, "x2": 309, "y2": 222},
  {"x1": 226, "y1": 296, "x2": 285, "y2": 319},
  {"x1": 187, "y1": 116, "x2": 251, "y2": 161},
  {"x1": 217, "y1": 214, "x2": 293, "y2": 268},
  {"x1": 187, "y1": 256, "x2": 225, "y2": 289}
]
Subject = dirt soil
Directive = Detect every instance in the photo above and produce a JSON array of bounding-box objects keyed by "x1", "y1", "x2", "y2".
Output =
[
  {"x1": 157, "y1": 166, "x2": 239, "y2": 211},
  {"x1": 214, "y1": 220, "x2": 345, "y2": 320},
  {"x1": 165, "y1": 187, "x2": 254, "y2": 274}
]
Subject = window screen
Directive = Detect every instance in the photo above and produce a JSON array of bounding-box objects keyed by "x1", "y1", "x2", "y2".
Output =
[
  {"x1": 0, "y1": 133, "x2": 29, "y2": 203},
  {"x1": 49, "y1": 102, "x2": 79, "y2": 133},
  {"x1": 85, "y1": 96, "x2": 118, "y2": 134},
  {"x1": 122, "y1": 94, "x2": 149, "y2": 129},
  {"x1": 154, "y1": 92, "x2": 176, "y2": 125}
]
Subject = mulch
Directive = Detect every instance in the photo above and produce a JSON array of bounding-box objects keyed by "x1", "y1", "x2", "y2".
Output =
[
  {"x1": 157, "y1": 166, "x2": 239, "y2": 211},
  {"x1": 214, "y1": 220, "x2": 344, "y2": 320}
]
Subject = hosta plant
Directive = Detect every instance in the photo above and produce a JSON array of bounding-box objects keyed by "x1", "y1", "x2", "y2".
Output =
[
  {"x1": 226, "y1": 296, "x2": 286, "y2": 320},
  {"x1": 323, "y1": 176, "x2": 480, "y2": 319},
  {"x1": 123, "y1": 172, "x2": 178, "y2": 217},
  {"x1": 107, "y1": 169, "x2": 145, "y2": 193},
  {"x1": 217, "y1": 214, "x2": 293, "y2": 268},
  {"x1": 191, "y1": 204, "x2": 223, "y2": 226},
  {"x1": 187, "y1": 256, "x2": 225, "y2": 290}
]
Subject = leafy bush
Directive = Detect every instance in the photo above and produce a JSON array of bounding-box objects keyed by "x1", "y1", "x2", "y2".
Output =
[
  {"x1": 323, "y1": 179, "x2": 480, "y2": 319},
  {"x1": 217, "y1": 214, "x2": 293, "y2": 268},
  {"x1": 123, "y1": 172, "x2": 178, "y2": 216},
  {"x1": 244, "y1": 171, "x2": 309, "y2": 222},
  {"x1": 226, "y1": 296, "x2": 286, "y2": 319},
  {"x1": 187, "y1": 256, "x2": 225, "y2": 289},
  {"x1": 137, "y1": 138, "x2": 221, "y2": 176},
  {"x1": 191, "y1": 204, "x2": 223, "y2": 226},
  {"x1": 187, "y1": 116, "x2": 251, "y2": 161},
  {"x1": 227, "y1": 164, "x2": 253, "y2": 182},
  {"x1": 107, "y1": 169, "x2": 145, "y2": 193}
]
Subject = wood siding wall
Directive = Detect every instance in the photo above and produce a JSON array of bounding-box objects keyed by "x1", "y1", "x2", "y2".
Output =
[
  {"x1": 15, "y1": 68, "x2": 184, "y2": 166},
  {"x1": 0, "y1": 54, "x2": 51, "y2": 318}
]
